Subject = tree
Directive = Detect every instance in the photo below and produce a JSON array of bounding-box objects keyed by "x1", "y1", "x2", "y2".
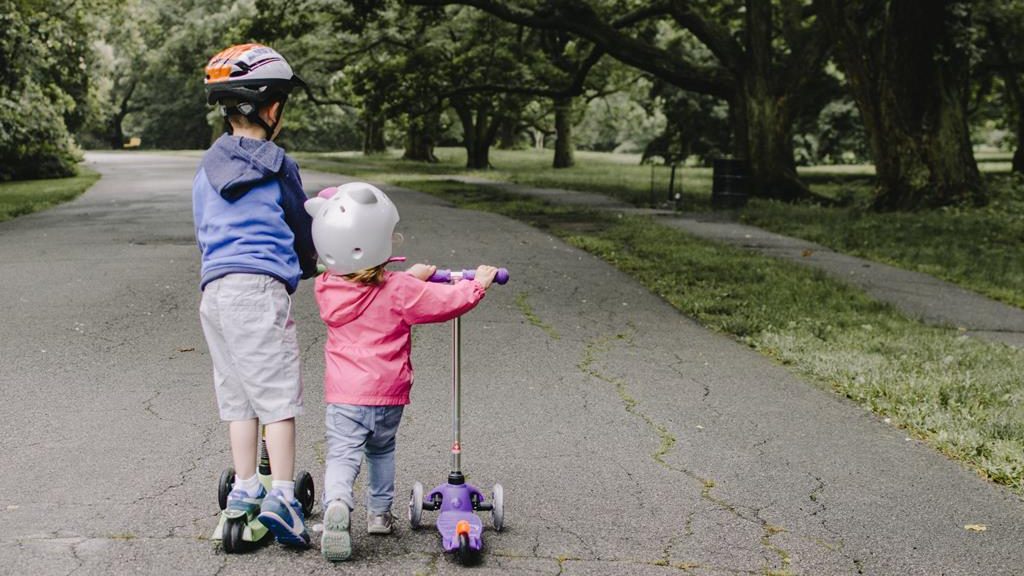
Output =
[
  {"x1": 1, "y1": 0, "x2": 95, "y2": 179},
  {"x1": 819, "y1": 0, "x2": 986, "y2": 210},
  {"x1": 407, "y1": 0, "x2": 833, "y2": 202},
  {"x1": 974, "y1": 0, "x2": 1024, "y2": 174}
]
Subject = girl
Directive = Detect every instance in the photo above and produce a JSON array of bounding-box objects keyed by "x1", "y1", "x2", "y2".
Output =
[{"x1": 304, "y1": 183, "x2": 498, "y2": 561}]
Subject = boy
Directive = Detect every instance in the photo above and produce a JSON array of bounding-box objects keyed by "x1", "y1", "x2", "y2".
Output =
[{"x1": 193, "y1": 43, "x2": 316, "y2": 548}]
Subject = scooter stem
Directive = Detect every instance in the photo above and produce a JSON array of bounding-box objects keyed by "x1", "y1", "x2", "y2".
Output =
[{"x1": 450, "y1": 316, "x2": 463, "y2": 479}]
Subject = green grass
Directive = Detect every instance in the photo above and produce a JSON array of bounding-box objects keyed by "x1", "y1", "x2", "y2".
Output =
[
  {"x1": 740, "y1": 174, "x2": 1024, "y2": 308},
  {"x1": 397, "y1": 178, "x2": 1024, "y2": 494},
  {"x1": 302, "y1": 147, "x2": 1023, "y2": 309},
  {"x1": 296, "y1": 147, "x2": 711, "y2": 208},
  {"x1": 0, "y1": 166, "x2": 101, "y2": 222}
]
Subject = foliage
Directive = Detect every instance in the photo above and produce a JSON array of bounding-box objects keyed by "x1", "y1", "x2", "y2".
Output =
[{"x1": 0, "y1": 0, "x2": 94, "y2": 179}]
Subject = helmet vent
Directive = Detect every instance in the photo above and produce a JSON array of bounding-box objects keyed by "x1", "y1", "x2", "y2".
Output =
[
  {"x1": 352, "y1": 248, "x2": 363, "y2": 259},
  {"x1": 349, "y1": 188, "x2": 378, "y2": 204}
]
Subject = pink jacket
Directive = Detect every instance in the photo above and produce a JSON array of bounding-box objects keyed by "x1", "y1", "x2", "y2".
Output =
[{"x1": 314, "y1": 270, "x2": 486, "y2": 406}]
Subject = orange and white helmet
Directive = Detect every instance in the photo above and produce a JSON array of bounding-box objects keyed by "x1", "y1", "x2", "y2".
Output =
[{"x1": 204, "y1": 43, "x2": 306, "y2": 105}]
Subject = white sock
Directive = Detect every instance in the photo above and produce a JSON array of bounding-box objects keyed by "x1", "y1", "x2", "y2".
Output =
[
  {"x1": 273, "y1": 480, "x2": 295, "y2": 502},
  {"x1": 236, "y1": 474, "x2": 261, "y2": 498}
]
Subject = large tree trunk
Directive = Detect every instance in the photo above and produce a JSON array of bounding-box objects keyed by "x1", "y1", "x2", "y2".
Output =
[
  {"x1": 402, "y1": 117, "x2": 438, "y2": 163},
  {"x1": 362, "y1": 102, "x2": 387, "y2": 155},
  {"x1": 552, "y1": 96, "x2": 575, "y2": 169},
  {"x1": 822, "y1": 0, "x2": 985, "y2": 210},
  {"x1": 454, "y1": 100, "x2": 496, "y2": 170},
  {"x1": 732, "y1": 1, "x2": 809, "y2": 201},
  {"x1": 497, "y1": 116, "x2": 520, "y2": 149}
]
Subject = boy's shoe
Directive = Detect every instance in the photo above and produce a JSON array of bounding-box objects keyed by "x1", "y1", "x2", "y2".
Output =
[
  {"x1": 366, "y1": 510, "x2": 395, "y2": 535},
  {"x1": 257, "y1": 488, "x2": 311, "y2": 548},
  {"x1": 225, "y1": 484, "x2": 266, "y2": 519},
  {"x1": 321, "y1": 500, "x2": 352, "y2": 562}
]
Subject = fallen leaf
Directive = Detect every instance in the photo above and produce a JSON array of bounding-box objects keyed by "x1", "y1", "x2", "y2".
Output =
[
  {"x1": 964, "y1": 524, "x2": 987, "y2": 532},
  {"x1": 801, "y1": 249, "x2": 814, "y2": 257},
  {"x1": 178, "y1": 347, "x2": 195, "y2": 353}
]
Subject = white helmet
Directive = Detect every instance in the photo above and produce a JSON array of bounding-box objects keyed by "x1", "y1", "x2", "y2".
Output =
[{"x1": 305, "y1": 183, "x2": 400, "y2": 275}]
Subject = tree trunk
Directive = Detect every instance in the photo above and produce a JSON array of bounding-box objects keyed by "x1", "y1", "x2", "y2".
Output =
[
  {"x1": 822, "y1": 0, "x2": 985, "y2": 210},
  {"x1": 497, "y1": 116, "x2": 519, "y2": 149},
  {"x1": 985, "y1": 20, "x2": 1024, "y2": 175},
  {"x1": 108, "y1": 113, "x2": 126, "y2": 149},
  {"x1": 455, "y1": 101, "x2": 494, "y2": 170},
  {"x1": 732, "y1": 1, "x2": 809, "y2": 201},
  {"x1": 402, "y1": 119, "x2": 438, "y2": 163},
  {"x1": 553, "y1": 96, "x2": 575, "y2": 169},
  {"x1": 362, "y1": 102, "x2": 387, "y2": 155}
]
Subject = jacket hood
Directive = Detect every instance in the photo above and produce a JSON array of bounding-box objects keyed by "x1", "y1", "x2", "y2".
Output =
[
  {"x1": 202, "y1": 134, "x2": 285, "y2": 201},
  {"x1": 315, "y1": 272, "x2": 387, "y2": 327}
]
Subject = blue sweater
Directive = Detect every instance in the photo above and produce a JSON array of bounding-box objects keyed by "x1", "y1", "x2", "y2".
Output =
[{"x1": 192, "y1": 134, "x2": 317, "y2": 293}]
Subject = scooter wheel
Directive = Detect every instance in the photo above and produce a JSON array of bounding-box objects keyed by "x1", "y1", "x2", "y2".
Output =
[
  {"x1": 295, "y1": 470, "x2": 315, "y2": 516},
  {"x1": 222, "y1": 516, "x2": 246, "y2": 554},
  {"x1": 218, "y1": 467, "x2": 235, "y2": 511},
  {"x1": 455, "y1": 533, "x2": 479, "y2": 565},
  {"x1": 491, "y1": 483, "x2": 504, "y2": 532},
  {"x1": 408, "y1": 481, "x2": 423, "y2": 529}
]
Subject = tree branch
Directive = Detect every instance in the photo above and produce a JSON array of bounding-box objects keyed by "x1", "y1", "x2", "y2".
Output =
[{"x1": 407, "y1": 0, "x2": 735, "y2": 98}]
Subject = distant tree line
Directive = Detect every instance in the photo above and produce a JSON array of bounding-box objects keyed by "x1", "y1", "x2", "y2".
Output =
[{"x1": 3, "y1": 0, "x2": 1023, "y2": 211}]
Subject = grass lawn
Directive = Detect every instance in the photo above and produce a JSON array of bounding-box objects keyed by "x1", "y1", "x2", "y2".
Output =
[
  {"x1": 300, "y1": 147, "x2": 1023, "y2": 310},
  {"x1": 741, "y1": 175, "x2": 1024, "y2": 308},
  {"x1": 394, "y1": 178, "x2": 1024, "y2": 494},
  {"x1": 296, "y1": 147, "x2": 711, "y2": 208},
  {"x1": 0, "y1": 166, "x2": 101, "y2": 222}
]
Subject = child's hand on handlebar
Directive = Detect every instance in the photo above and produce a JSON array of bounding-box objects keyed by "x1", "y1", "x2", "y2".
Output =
[
  {"x1": 407, "y1": 263, "x2": 437, "y2": 281},
  {"x1": 474, "y1": 265, "x2": 499, "y2": 290}
]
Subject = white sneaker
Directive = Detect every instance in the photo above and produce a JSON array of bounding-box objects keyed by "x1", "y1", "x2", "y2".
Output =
[
  {"x1": 366, "y1": 511, "x2": 395, "y2": 535},
  {"x1": 320, "y1": 500, "x2": 351, "y2": 562}
]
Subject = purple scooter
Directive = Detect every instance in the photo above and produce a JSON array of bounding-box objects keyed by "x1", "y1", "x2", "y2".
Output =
[{"x1": 408, "y1": 267, "x2": 509, "y2": 565}]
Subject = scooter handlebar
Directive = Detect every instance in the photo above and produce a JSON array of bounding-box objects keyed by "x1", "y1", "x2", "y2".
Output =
[{"x1": 428, "y1": 267, "x2": 509, "y2": 285}]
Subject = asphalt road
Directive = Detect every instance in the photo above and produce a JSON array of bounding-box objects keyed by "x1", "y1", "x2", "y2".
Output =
[{"x1": 1, "y1": 152, "x2": 1022, "y2": 575}]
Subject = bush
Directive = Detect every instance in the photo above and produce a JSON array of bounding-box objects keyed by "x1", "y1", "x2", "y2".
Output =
[{"x1": 0, "y1": 83, "x2": 78, "y2": 181}]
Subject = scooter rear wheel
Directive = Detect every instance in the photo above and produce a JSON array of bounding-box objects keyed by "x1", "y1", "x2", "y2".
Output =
[
  {"x1": 217, "y1": 467, "x2": 235, "y2": 511},
  {"x1": 455, "y1": 532, "x2": 479, "y2": 565}
]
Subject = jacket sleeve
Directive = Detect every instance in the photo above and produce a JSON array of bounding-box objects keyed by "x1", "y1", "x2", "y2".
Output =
[
  {"x1": 278, "y1": 158, "x2": 318, "y2": 279},
  {"x1": 399, "y1": 274, "x2": 486, "y2": 325}
]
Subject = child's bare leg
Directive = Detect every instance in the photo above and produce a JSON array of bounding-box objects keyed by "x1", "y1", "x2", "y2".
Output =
[
  {"x1": 265, "y1": 418, "x2": 295, "y2": 482},
  {"x1": 229, "y1": 419, "x2": 259, "y2": 479}
]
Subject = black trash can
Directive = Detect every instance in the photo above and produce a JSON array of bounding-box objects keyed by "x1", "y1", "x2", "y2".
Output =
[{"x1": 711, "y1": 158, "x2": 749, "y2": 209}]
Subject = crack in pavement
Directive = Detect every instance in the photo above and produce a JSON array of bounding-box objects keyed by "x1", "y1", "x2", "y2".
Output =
[
  {"x1": 515, "y1": 291, "x2": 561, "y2": 340},
  {"x1": 578, "y1": 329, "x2": 802, "y2": 574}
]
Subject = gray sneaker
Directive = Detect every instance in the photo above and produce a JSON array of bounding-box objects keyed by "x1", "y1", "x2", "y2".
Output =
[
  {"x1": 366, "y1": 511, "x2": 395, "y2": 535},
  {"x1": 321, "y1": 500, "x2": 351, "y2": 562}
]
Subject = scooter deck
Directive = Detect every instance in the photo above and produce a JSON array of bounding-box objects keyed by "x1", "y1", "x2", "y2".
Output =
[{"x1": 428, "y1": 482, "x2": 486, "y2": 552}]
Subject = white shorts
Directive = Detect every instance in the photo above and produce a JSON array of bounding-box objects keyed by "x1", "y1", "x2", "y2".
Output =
[{"x1": 199, "y1": 273, "x2": 304, "y2": 423}]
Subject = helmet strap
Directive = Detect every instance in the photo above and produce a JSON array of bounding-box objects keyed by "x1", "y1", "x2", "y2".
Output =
[{"x1": 220, "y1": 98, "x2": 287, "y2": 141}]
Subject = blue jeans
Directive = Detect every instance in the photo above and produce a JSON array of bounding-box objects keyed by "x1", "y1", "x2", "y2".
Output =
[{"x1": 323, "y1": 403, "x2": 405, "y2": 514}]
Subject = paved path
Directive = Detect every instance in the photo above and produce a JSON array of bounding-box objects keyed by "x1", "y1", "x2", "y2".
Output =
[
  {"x1": 445, "y1": 177, "x2": 1024, "y2": 348},
  {"x1": 2, "y1": 152, "x2": 1023, "y2": 575}
]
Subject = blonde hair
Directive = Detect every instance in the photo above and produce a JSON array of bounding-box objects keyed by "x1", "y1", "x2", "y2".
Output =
[{"x1": 344, "y1": 263, "x2": 387, "y2": 285}]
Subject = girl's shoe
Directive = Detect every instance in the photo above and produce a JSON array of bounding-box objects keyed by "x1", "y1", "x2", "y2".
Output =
[
  {"x1": 321, "y1": 500, "x2": 352, "y2": 562},
  {"x1": 367, "y1": 511, "x2": 395, "y2": 535},
  {"x1": 257, "y1": 488, "x2": 311, "y2": 548}
]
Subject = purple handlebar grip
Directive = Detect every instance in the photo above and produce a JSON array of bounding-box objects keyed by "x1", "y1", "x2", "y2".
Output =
[{"x1": 427, "y1": 267, "x2": 509, "y2": 285}]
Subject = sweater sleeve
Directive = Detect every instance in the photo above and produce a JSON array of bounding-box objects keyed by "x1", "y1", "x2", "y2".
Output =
[
  {"x1": 398, "y1": 273, "x2": 486, "y2": 325},
  {"x1": 278, "y1": 158, "x2": 318, "y2": 279}
]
